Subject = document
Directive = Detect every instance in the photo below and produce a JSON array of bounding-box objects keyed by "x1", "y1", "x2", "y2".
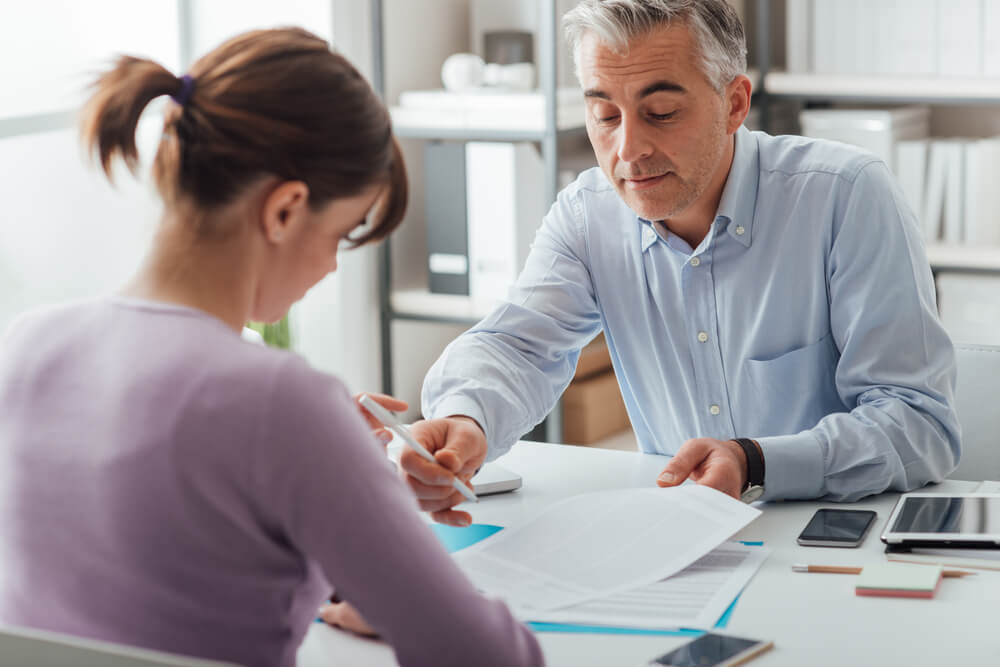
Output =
[
  {"x1": 517, "y1": 542, "x2": 769, "y2": 631},
  {"x1": 453, "y1": 484, "x2": 761, "y2": 610}
]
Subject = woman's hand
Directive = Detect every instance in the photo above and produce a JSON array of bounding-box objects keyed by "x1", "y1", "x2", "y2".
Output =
[
  {"x1": 319, "y1": 600, "x2": 378, "y2": 637},
  {"x1": 353, "y1": 392, "x2": 408, "y2": 448}
]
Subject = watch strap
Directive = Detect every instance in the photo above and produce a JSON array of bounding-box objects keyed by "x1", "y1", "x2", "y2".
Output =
[{"x1": 733, "y1": 437, "x2": 765, "y2": 490}]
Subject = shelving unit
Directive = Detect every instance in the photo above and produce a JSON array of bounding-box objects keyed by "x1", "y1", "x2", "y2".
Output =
[
  {"x1": 371, "y1": 0, "x2": 575, "y2": 441},
  {"x1": 753, "y1": 0, "x2": 1000, "y2": 281},
  {"x1": 765, "y1": 72, "x2": 1000, "y2": 105}
]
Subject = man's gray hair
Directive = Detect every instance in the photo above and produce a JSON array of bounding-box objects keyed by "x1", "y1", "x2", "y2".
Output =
[{"x1": 563, "y1": 0, "x2": 747, "y2": 92}]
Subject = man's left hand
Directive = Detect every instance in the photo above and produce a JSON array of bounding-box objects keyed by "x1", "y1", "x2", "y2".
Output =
[{"x1": 656, "y1": 438, "x2": 748, "y2": 499}]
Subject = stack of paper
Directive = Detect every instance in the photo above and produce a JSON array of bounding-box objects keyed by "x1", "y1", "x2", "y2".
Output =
[{"x1": 451, "y1": 485, "x2": 766, "y2": 630}]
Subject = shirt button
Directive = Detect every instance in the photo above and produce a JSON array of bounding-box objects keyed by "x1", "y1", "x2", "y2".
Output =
[
  {"x1": 690, "y1": 257, "x2": 701, "y2": 267},
  {"x1": 709, "y1": 404, "x2": 721, "y2": 416},
  {"x1": 735, "y1": 225, "x2": 745, "y2": 235},
  {"x1": 697, "y1": 331, "x2": 709, "y2": 343}
]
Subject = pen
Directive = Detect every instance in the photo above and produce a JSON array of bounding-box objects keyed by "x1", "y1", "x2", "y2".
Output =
[
  {"x1": 791, "y1": 564, "x2": 975, "y2": 578},
  {"x1": 359, "y1": 394, "x2": 478, "y2": 504}
]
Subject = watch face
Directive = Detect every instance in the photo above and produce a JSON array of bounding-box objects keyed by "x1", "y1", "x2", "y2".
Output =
[{"x1": 740, "y1": 486, "x2": 764, "y2": 503}]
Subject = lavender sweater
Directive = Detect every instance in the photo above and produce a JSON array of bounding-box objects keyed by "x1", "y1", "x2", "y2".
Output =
[{"x1": 0, "y1": 297, "x2": 542, "y2": 667}]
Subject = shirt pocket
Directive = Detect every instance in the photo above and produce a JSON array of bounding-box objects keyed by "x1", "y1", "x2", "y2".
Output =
[{"x1": 741, "y1": 333, "x2": 845, "y2": 436}]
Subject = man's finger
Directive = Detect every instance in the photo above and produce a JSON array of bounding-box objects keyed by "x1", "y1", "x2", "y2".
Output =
[
  {"x1": 657, "y1": 439, "x2": 712, "y2": 486},
  {"x1": 399, "y1": 447, "x2": 455, "y2": 486},
  {"x1": 418, "y1": 491, "x2": 468, "y2": 513},
  {"x1": 403, "y1": 474, "x2": 459, "y2": 501}
]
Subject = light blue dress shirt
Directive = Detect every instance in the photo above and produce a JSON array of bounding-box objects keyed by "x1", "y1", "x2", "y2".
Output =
[{"x1": 423, "y1": 126, "x2": 959, "y2": 502}]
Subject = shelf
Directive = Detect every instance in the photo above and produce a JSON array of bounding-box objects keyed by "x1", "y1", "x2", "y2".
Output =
[
  {"x1": 389, "y1": 288, "x2": 494, "y2": 325},
  {"x1": 765, "y1": 72, "x2": 1000, "y2": 104},
  {"x1": 926, "y1": 244, "x2": 1000, "y2": 273},
  {"x1": 392, "y1": 125, "x2": 586, "y2": 142},
  {"x1": 391, "y1": 104, "x2": 586, "y2": 141}
]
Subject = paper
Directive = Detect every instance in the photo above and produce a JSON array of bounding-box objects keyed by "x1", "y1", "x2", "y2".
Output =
[
  {"x1": 518, "y1": 542, "x2": 769, "y2": 631},
  {"x1": 453, "y1": 485, "x2": 761, "y2": 610}
]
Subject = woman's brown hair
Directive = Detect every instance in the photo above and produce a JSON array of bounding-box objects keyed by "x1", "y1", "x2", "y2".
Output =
[{"x1": 80, "y1": 27, "x2": 406, "y2": 246}]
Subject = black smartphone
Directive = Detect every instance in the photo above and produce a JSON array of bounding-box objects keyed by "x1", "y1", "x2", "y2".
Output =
[
  {"x1": 797, "y1": 508, "x2": 877, "y2": 547},
  {"x1": 648, "y1": 633, "x2": 773, "y2": 667}
]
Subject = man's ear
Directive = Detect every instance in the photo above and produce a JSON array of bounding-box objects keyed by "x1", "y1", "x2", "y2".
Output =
[
  {"x1": 724, "y1": 74, "x2": 753, "y2": 134},
  {"x1": 261, "y1": 181, "x2": 310, "y2": 244}
]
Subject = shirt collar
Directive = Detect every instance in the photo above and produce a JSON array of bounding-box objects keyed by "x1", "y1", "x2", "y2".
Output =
[
  {"x1": 716, "y1": 124, "x2": 759, "y2": 249},
  {"x1": 637, "y1": 125, "x2": 759, "y2": 252}
]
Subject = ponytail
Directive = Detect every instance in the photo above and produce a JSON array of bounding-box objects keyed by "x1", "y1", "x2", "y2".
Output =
[
  {"x1": 79, "y1": 28, "x2": 407, "y2": 244},
  {"x1": 80, "y1": 56, "x2": 187, "y2": 180}
]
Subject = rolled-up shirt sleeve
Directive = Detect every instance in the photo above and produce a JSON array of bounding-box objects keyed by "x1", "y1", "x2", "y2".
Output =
[{"x1": 422, "y1": 187, "x2": 603, "y2": 459}]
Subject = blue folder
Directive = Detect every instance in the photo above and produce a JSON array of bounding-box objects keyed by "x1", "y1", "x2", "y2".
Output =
[{"x1": 432, "y1": 523, "x2": 757, "y2": 636}]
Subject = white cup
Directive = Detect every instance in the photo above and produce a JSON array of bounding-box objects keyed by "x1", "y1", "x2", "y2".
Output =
[{"x1": 441, "y1": 53, "x2": 486, "y2": 91}]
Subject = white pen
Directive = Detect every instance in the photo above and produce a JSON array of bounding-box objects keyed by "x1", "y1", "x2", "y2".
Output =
[{"x1": 359, "y1": 394, "x2": 478, "y2": 503}]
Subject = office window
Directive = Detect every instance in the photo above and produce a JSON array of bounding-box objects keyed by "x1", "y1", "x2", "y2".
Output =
[
  {"x1": 0, "y1": 1, "x2": 180, "y2": 119},
  {"x1": 189, "y1": 0, "x2": 333, "y2": 57}
]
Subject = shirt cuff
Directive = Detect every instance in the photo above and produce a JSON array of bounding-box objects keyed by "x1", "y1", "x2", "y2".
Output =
[
  {"x1": 757, "y1": 431, "x2": 826, "y2": 500},
  {"x1": 424, "y1": 395, "x2": 503, "y2": 461}
]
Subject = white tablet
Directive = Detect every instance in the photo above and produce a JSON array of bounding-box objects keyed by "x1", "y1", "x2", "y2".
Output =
[{"x1": 881, "y1": 493, "x2": 1000, "y2": 547}]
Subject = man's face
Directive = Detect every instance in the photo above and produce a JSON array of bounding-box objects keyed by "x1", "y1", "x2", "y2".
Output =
[{"x1": 580, "y1": 24, "x2": 734, "y2": 222}]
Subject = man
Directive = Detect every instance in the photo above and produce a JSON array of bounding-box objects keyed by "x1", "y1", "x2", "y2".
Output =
[{"x1": 403, "y1": 0, "x2": 959, "y2": 527}]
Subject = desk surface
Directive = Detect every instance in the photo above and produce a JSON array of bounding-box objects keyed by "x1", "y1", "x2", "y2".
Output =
[{"x1": 297, "y1": 442, "x2": 999, "y2": 667}]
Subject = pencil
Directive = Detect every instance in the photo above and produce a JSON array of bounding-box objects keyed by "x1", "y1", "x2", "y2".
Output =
[{"x1": 791, "y1": 564, "x2": 975, "y2": 578}]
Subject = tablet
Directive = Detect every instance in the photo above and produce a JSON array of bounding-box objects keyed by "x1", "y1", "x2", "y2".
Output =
[{"x1": 881, "y1": 493, "x2": 1000, "y2": 548}]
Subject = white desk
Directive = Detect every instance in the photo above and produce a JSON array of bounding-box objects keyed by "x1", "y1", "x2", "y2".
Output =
[{"x1": 297, "y1": 442, "x2": 1000, "y2": 666}]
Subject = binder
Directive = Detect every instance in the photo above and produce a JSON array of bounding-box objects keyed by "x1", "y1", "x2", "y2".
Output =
[
  {"x1": 894, "y1": 140, "x2": 928, "y2": 219},
  {"x1": 425, "y1": 141, "x2": 470, "y2": 295},
  {"x1": 942, "y1": 141, "x2": 965, "y2": 244},
  {"x1": 465, "y1": 141, "x2": 545, "y2": 308},
  {"x1": 922, "y1": 141, "x2": 950, "y2": 242}
]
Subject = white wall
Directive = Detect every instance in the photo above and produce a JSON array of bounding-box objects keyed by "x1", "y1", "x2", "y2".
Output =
[{"x1": 0, "y1": 0, "x2": 388, "y2": 398}]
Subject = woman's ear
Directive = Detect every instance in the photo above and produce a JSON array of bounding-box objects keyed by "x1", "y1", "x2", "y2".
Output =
[{"x1": 261, "y1": 181, "x2": 310, "y2": 243}]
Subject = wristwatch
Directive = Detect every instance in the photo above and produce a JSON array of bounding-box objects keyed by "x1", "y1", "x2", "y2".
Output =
[{"x1": 733, "y1": 437, "x2": 765, "y2": 503}]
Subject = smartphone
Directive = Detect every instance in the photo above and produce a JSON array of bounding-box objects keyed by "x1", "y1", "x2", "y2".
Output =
[
  {"x1": 648, "y1": 633, "x2": 773, "y2": 667},
  {"x1": 796, "y1": 508, "x2": 877, "y2": 547}
]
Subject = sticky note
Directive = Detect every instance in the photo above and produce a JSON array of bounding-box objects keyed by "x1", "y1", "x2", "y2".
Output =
[{"x1": 855, "y1": 563, "x2": 943, "y2": 598}]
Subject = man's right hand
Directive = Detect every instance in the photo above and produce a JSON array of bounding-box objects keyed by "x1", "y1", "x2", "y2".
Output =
[{"x1": 402, "y1": 416, "x2": 487, "y2": 527}]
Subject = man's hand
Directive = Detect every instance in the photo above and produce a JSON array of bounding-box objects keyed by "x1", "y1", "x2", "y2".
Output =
[
  {"x1": 656, "y1": 438, "x2": 748, "y2": 499},
  {"x1": 353, "y1": 392, "x2": 408, "y2": 448},
  {"x1": 401, "y1": 416, "x2": 487, "y2": 527},
  {"x1": 319, "y1": 600, "x2": 377, "y2": 637}
]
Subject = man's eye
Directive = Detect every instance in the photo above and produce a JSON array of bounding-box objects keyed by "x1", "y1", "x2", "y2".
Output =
[
  {"x1": 598, "y1": 114, "x2": 619, "y2": 124},
  {"x1": 650, "y1": 111, "x2": 677, "y2": 121}
]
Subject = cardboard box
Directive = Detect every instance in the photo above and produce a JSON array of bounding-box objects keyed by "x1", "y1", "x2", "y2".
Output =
[
  {"x1": 574, "y1": 334, "x2": 612, "y2": 380},
  {"x1": 562, "y1": 369, "x2": 630, "y2": 445}
]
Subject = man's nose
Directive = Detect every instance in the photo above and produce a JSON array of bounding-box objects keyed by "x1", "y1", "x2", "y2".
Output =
[{"x1": 617, "y1": 114, "x2": 655, "y2": 164}]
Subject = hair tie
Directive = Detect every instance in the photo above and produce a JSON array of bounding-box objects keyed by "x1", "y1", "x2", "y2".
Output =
[{"x1": 171, "y1": 74, "x2": 195, "y2": 107}]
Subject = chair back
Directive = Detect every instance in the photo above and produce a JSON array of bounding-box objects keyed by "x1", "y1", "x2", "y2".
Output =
[
  {"x1": 0, "y1": 624, "x2": 240, "y2": 667},
  {"x1": 950, "y1": 343, "x2": 1000, "y2": 482}
]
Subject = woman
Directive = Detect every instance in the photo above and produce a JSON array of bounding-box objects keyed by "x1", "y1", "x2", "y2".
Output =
[{"x1": 0, "y1": 28, "x2": 542, "y2": 667}]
